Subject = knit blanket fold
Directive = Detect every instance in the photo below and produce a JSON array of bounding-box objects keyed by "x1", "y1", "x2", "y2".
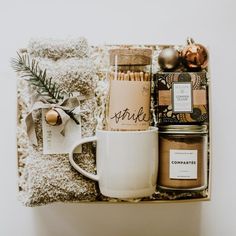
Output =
[{"x1": 17, "y1": 38, "x2": 99, "y2": 206}]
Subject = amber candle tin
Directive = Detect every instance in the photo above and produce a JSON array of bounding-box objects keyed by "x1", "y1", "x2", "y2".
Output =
[
  {"x1": 155, "y1": 72, "x2": 208, "y2": 124},
  {"x1": 158, "y1": 125, "x2": 208, "y2": 190}
]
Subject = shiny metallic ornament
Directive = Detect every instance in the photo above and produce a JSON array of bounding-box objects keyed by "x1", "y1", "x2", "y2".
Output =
[
  {"x1": 45, "y1": 109, "x2": 62, "y2": 126},
  {"x1": 181, "y1": 37, "x2": 208, "y2": 70},
  {"x1": 158, "y1": 47, "x2": 180, "y2": 71}
]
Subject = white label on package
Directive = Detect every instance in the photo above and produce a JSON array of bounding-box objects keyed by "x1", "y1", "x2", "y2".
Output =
[
  {"x1": 108, "y1": 80, "x2": 150, "y2": 130},
  {"x1": 172, "y1": 82, "x2": 193, "y2": 113},
  {"x1": 169, "y1": 150, "x2": 198, "y2": 179},
  {"x1": 42, "y1": 109, "x2": 82, "y2": 155}
]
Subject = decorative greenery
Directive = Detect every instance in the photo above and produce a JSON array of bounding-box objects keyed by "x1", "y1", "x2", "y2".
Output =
[
  {"x1": 11, "y1": 52, "x2": 65, "y2": 103},
  {"x1": 11, "y1": 52, "x2": 80, "y2": 124}
]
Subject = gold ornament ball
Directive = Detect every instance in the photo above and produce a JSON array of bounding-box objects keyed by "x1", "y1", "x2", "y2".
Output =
[
  {"x1": 158, "y1": 47, "x2": 180, "y2": 71},
  {"x1": 45, "y1": 109, "x2": 62, "y2": 126},
  {"x1": 181, "y1": 38, "x2": 208, "y2": 70}
]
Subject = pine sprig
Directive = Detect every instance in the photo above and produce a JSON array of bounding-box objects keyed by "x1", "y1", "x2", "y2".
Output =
[
  {"x1": 11, "y1": 52, "x2": 80, "y2": 125},
  {"x1": 11, "y1": 52, "x2": 64, "y2": 103}
]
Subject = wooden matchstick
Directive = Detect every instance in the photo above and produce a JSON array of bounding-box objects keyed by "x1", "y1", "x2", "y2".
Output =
[
  {"x1": 134, "y1": 72, "x2": 140, "y2": 81},
  {"x1": 140, "y1": 72, "x2": 144, "y2": 81},
  {"x1": 121, "y1": 72, "x2": 125, "y2": 81},
  {"x1": 144, "y1": 72, "x2": 149, "y2": 81},
  {"x1": 124, "y1": 73, "x2": 129, "y2": 80},
  {"x1": 130, "y1": 72, "x2": 134, "y2": 81}
]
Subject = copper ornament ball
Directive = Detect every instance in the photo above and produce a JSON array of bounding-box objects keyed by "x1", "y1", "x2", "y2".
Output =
[
  {"x1": 45, "y1": 109, "x2": 62, "y2": 126},
  {"x1": 181, "y1": 38, "x2": 208, "y2": 70},
  {"x1": 158, "y1": 47, "x2": 180, "y2": 71}
]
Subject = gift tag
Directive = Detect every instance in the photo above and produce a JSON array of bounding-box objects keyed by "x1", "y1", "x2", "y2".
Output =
[{"x1": 42, "y1": 109, "x2": 82, "y2": 155}]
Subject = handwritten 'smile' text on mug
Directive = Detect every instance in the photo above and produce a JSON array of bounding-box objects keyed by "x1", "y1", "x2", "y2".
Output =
[{"x1": 108, "y1": 80, "x2": 150, "y2": 130}]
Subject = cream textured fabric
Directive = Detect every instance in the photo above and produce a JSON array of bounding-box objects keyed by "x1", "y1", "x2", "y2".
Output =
[{"x1": 17, "y1": 38, "x2": 99, "y2": 206}]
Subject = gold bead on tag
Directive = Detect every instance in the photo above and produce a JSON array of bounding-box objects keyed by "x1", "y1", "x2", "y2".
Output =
[{"x1": 45, "y1": 109, "x2": 62, "y2": 126}]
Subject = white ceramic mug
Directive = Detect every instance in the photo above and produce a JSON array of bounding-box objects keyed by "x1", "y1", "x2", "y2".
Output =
[{"x1": 69, "y1": 127, "x2": 158, "y2": 199}]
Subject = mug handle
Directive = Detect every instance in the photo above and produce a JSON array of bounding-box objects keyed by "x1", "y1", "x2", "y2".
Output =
[{"x1": 69, "y1": 136, "x2": 99, "y2": 181}]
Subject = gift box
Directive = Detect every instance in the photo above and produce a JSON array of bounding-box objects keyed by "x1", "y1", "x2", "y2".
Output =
[
  {"x1": 155, "y1": 72, "x2": 209, "y2": 124},
  {"x1": 15, "y1": 41, "x2": 212, "y2": 206}
]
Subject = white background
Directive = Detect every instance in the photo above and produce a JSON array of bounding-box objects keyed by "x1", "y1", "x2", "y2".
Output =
[{"x1": 0, "y1": 0, "x2": 235, "y2": 235}]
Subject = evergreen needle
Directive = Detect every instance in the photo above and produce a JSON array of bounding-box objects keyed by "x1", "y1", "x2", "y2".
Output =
[
  {"x1": 11, "y1": 52, "x2": 64, "y2": 103},
  {"x1": 11, "y1": 52, "x2": 80, "y2": 124}
]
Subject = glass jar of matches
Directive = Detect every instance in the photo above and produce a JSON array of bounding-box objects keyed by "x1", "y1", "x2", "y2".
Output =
[{"x1": 107, "y1": 48, "x2": 153, "y2": 131}]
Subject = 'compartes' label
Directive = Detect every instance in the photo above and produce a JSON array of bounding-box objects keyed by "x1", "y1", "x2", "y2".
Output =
[{"x1": 169, "y1": 149, "x2": 198, "y2": 179}]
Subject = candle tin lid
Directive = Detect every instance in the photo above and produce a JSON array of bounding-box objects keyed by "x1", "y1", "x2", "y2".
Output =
[
  {"x1": 159, "y1": 125, "x2": 208, "y2": 134},
  {"x1": 109, "y1": 48, "x2": 152, "y2": 66}
]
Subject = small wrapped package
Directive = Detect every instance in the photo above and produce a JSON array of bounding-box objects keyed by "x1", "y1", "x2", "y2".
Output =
[{"x1": 155, "y1": 72, "x2": 208, "y2": 124}]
